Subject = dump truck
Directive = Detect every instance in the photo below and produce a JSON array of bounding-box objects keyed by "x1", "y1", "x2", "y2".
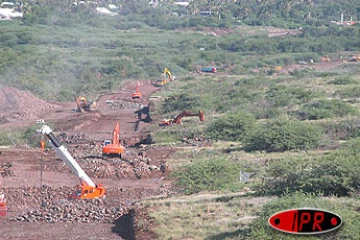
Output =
[{"x1": 200, "y1": 67, "x2": 217, "y2": 73}]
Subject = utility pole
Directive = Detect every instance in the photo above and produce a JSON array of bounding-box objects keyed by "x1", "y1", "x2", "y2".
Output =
[{"x1": 40, "y1": 138, "x2": 45, "y2": 188}]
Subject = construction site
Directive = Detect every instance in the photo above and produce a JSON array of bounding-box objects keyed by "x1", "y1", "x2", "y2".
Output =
[{"x1": 0, "y1": 78, "x2": 180, "y2": 239}]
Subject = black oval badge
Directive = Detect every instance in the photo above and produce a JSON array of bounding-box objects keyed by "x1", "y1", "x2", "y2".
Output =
[{"x1": 268, "y1": 208, "x2": 342, "y2": 235}]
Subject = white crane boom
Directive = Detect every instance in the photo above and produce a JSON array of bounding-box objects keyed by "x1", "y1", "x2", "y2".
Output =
[{"x1": 37, "y1": 125, "x2": 96, "y2": 188}]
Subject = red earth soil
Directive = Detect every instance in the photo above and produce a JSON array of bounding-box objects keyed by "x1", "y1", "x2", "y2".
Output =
[{"x1": 0, "y1": 80, "x2": 177, "y2": 240}]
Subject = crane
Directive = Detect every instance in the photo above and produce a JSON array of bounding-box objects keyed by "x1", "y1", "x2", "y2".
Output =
[
  {"x1": 158, "y1": 110, "x2": 205, "y2": 126},
  {"x1": 37, "y1": 125, "x2": 106, "y2": 199},
  {"x1": 102, "y1": 122, "x2": 125, "y2": 159}
]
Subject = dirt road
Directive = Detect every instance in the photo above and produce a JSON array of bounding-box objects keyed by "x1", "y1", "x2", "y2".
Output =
[{"x1": 0, "y1": 80, "x2": 172, "y2": 240}]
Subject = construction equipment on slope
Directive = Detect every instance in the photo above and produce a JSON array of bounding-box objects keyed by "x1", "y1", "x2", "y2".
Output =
[
  {"x1": 152, "y1": 68, "x2": 173, "y2": 87},
  {"x1": 321, "y1": 56, "x2": 330, "y2": 62},
  {"x1": 200, "y1": 67, "x2": 217, "y2": 73},
  {"x1": 102, "y1": 122, "x2": 125, "y2": 159},
  {"x1": 350, "y1": 54, "x2": 360, "y2": 62},
  {"x1": 37, "y1": 125, "x2": 106, "y2": 199},
  {"x1": 131, "y1": 82, "x2": 142, "y2": 99},
  {"x1": 75, "y1": 96, "x2": 97, "y2": 113},
  {"x1": 158, "y1": 110, "x2": 205, "y2": 126},
  {"x1": 0, "y1": 190, "x2": 6, "y2": 216}
]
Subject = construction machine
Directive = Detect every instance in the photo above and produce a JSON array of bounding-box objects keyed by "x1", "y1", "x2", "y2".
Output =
[
  {"x1": 158, "y1": 110, "x2": 205, "y2": 126},
  {"x1": 0, "y1": 190, "x2": 6, "y2": 216},
  {"x1": 131, "y1": 82, "x2": 142, "y2": 99},
  {"x1": 152, "y1": 68, "x2": 173, "y2": 87},
  {"x1": 102, "y1": 122, "x2": 125, "y2": 159},
  {"x1": 200, "y1": 67, "x2": 217, "y2": 73},
  {"x1": 350, "y1": 54, "x2": 360, "y2": 62},
  {"x1": 37, "y1": 125, "x2": 106, "y2": 199},
  {"x1": 321, "y1": 56, "x2": 330, "y2": 62},
  {"x1": 75, "y1": 96, "x2": 97, "y2": 113}
]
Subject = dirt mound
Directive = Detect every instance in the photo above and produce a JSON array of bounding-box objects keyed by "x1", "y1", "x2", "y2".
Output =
[{"x1": 0, "y1": 87, "x2": 53, "y2": 122}]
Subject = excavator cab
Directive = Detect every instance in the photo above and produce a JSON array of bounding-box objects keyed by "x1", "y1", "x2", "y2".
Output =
[{"x1": 102, "y1": 122, "x2": 125, "y2": 159}]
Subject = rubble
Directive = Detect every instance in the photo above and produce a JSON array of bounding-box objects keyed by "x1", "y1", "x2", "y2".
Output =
[{"x1": 0, "y1": 87, "x2": 53, "y2": 121}]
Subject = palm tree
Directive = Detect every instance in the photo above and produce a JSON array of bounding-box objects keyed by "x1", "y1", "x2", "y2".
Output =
[
  {"x1": 304, "y1": 0, "x2": 313, "y2": 20},
  {"x1": 187, "y1": 0, "x2": 199, "y2": 17},
  {"x1": 277, "y1": 0, "x2": 293, "y2": 18}
]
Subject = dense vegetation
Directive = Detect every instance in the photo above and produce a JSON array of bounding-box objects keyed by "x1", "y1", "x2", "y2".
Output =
[{"x1": 1, "y1": 0, "x2": 360, "y2": 101}]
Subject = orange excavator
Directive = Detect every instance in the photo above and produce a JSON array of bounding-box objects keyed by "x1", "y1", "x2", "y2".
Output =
[
  {"x1": 158, "y1": 110, "x2": 205, "y2": 126},
  {"x1": 131, "y1": 82, "x2": 142, "y2": 99},
  {"x1": 37, "y1": 125, "x2": 106, "y2": 199},
  {"x1": 102, "y1": 122, "x2": 125, "y2": 159}
]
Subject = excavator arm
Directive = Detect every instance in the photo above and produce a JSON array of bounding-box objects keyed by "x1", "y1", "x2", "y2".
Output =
[{"x1": 159, "y1": 110, "x2": 205, "y2": 126}]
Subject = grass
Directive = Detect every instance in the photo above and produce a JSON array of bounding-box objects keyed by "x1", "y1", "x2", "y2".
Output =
[{"x1": 142, "y1": 192, "x2": 273, "y2": 240}]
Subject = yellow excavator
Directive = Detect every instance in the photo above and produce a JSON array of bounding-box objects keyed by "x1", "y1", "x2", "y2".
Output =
[
  {"x1": 75, "y1": 96, "x2": 96, "y2": 113},
  {"x1": 152, "y1": 68, "x2": 173, "y2": 87}
]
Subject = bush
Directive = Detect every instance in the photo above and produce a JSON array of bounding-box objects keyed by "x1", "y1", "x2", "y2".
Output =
[
  {"x1": 171, "y1": 157, "x2": 243, "y2": 195},
  {"x1": 295, "y1": 99, "x2": 357, "y2": 120},
  {"x1": 329, "y1": 75, "x2": 357, "y2": 85},
  {"x1": 245, "y1": 119, "x2": 322, "y2": 152},
  {"x1": 205, "y1": 111, "x2": 256, "y2": 142},
  {"x1": 256, "y1": 138, "x2": 360, "y2": 197},
  {"x1": 249, "y1": 192, "x2": 360, "y2": 240},
  {"x1": 265, "y1": 85, "x2": 313, "y2": 107},
  {"x1": 162, "y1": 94, "x2": 202, "y2": 114}
]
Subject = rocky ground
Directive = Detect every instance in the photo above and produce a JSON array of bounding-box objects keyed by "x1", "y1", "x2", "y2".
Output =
[{"x1": 0, "y1": 80, "x2": 178, "y2": 240}]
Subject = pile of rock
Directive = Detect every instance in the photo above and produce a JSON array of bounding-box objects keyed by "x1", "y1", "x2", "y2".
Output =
[
  {"x1": 109, "y1": 100, "x2": 142, "y2": 110},
  {"x1": 11, "y1": 199, "x2": 126, "y2": 223},
  {"x1": 0, "y1": 87, "x2": 53, "y2": 121},
  {"x1": 0, "y1": 162, "x2": 12, "y2": 177}
]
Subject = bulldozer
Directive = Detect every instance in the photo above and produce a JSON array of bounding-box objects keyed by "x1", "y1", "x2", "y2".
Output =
[
  {"x1": 75, "y1": 96, "x2": 96, "y2": 113},
  {"x1": 152, "y1": 68, "x2": 173, "y2": 87},
  {"x1": 158, "y1": 110, "x2": 205, "y2": 126}
]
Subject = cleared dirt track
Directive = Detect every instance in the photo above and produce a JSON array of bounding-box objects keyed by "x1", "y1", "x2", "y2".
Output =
[{"x1": 0, "y1": 80, "x2": 172, "y2": 240}]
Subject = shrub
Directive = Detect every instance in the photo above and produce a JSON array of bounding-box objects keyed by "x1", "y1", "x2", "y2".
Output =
[
  {"x1": 295, "y1": 99, "x2": 357, "y2": 120},
  {"x1": 265, "y1": 85, "x2": 313, "y2": 107},
  {"x1": 205, "y1": 111, "x2": 256, "y2": 142},
  {"x1": 245, "y1": 119, "x2": 322, "y2": 152},
  {"x1": 329, "y1": 75, "x2": 357, "y2": 85},
  {"x1": 255, "y1": 138, "x2": 360, "y2": 197},
  {"x1": 162, "y1": 94, "x2": 202, "y2": 114},
  {"x1": 171, "y1": 157, "x2": 243, "y2": 195}
]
